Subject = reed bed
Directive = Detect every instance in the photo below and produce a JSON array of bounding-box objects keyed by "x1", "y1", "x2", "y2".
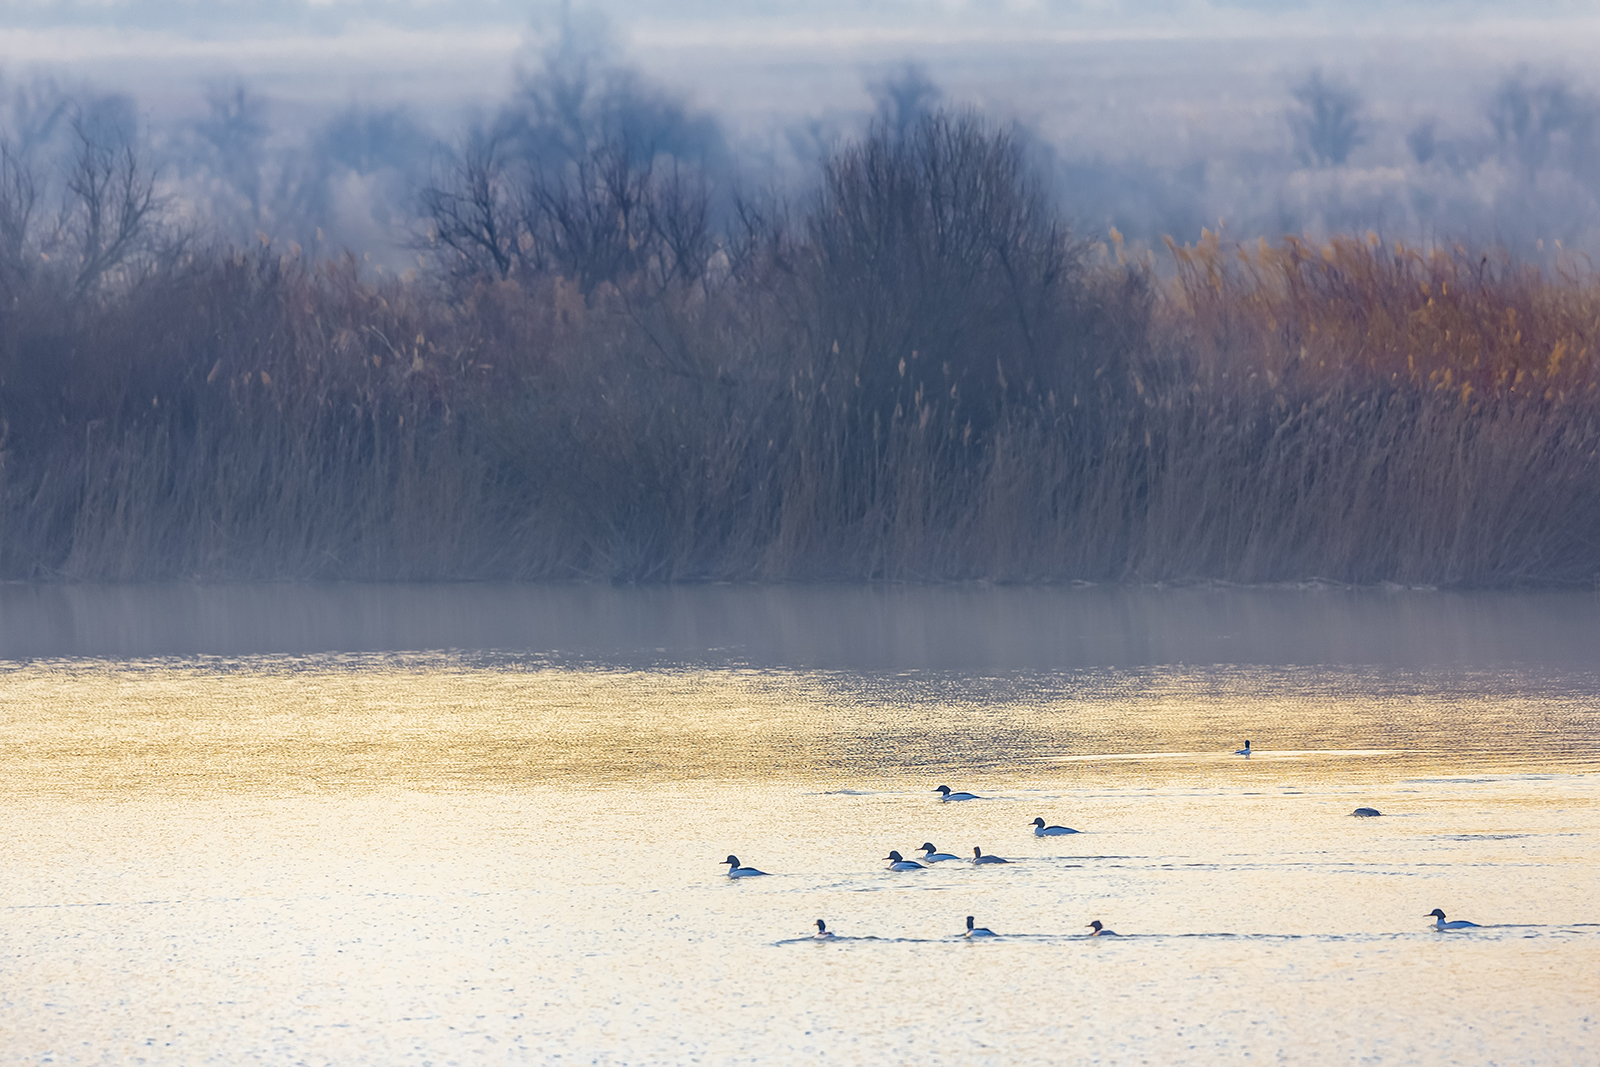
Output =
[{"x1": 3, "y1": 119, "x2": 1599, "y2": 585}]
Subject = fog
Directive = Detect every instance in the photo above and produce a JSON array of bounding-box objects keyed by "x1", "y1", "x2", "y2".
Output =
[
  {"x1": 4, "y1": 1, "x2": 1598, "y2": 265},
  {"x1": 7, "y1": 582, "x2": 1600, "y2": 670}
]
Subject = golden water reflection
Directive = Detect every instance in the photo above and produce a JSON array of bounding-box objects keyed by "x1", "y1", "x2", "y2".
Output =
[{"x1": 4, "y1": 655, "x2": 1596, "y2": 797}]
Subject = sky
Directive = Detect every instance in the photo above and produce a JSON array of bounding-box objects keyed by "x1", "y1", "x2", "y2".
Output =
[{"x1": 0, "y1": 1, "x2": 1591, "y2": 142}]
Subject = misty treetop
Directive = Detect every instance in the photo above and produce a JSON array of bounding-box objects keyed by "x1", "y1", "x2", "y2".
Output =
[{"x1": 11, "y1": 13, "x2": 1600, "y2": 267}]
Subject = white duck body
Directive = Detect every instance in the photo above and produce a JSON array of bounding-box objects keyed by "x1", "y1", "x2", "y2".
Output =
[
  {"x1": 885, "y1": 850, "x2": 927, "y2": 871},
  {"x1": 918, "y1": 842, "x2": 960, "y2": 862},
  {"x1": 972, "y1": 847, "x2": 1008, "y2": 865},
  {"x1": 1428, "y1": 908, "x2": 1479, "y2": 930},
  {"x1": 1032, "y1": 817, "x2": 1079, "y2": 836},
  {"x1": 935, "y1": 785, "x2": 983, "y2": 801},
  {"x1": 722, "y1": 854, "x2": 768, "y2": 878},
  {"x1": 964, "y1": 915, "x2": 998, "y2": 938}
]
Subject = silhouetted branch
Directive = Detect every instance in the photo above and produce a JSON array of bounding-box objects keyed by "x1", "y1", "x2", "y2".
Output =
[
  {"x1": 63, "y1": 114, "x2": 159, "y2": 296},
  {"x1": 419, "y1": 133, "x2": 520, "y2": 282}
]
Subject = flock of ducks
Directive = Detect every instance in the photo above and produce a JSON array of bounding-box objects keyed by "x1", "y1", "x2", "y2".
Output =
[
  {"x1": 721, "y1": 783, "x2": 1119, "y2": 938},
  {"x1": 727, "y1": 746, "x2": 1485, "y2": 939},
  {"x1": 812, "y1": 914, "x2": 1112, "y2": 940}
]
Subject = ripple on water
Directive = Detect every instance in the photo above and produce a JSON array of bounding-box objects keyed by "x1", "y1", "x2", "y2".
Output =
[{"x1": 2, "y1": 646, "x2": 1598, "y2": 1064}]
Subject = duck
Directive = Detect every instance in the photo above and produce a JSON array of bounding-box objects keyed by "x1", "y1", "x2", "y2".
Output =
[
  {"x1": 885, "y1": 850, "x2": 927, "y2": 871},
  {"x1": 722, "y1": 855, "x2": 768, "y2": 878},
  {"x1": 1427, "y1": 908, "x2": 1479, "y2": 930},
  {"x1": 918, "y1": 842, "x2": 961, "y2": 862},
  {"x1": 972, "y1": 846, "x2": 1008, "y2": 865},
  {"x1": 1032, "y1": 817, "x2": 1080, "y2": 836},
  {"x1": 936, "y1": 785, "x2": 983, "y2": 801},
  {"x1": 964, "y1": 915, "x2": 998, "y2": 938},
  {"x1": 1235, "y1": 740, "x2": 1252, "y2": 756},
  {"x1": 1351, "y1": 807, "x2": 1382, "y2": 817},
  {"x1": 813, "y1": 919, "x2": 836, "y2": 939},
  {"x1": 1086, "y1": 920, "x2": 1118, "y2": 936}
]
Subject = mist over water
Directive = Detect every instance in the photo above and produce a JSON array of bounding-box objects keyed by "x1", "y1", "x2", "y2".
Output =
[{"x1": 5, "y1": 582, "x2": 1600, "y2": 669}]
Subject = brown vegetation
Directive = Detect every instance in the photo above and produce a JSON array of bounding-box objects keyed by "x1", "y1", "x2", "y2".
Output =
[{"x1": 2, "y1": 113, "x2": 1598, "y2": 584}]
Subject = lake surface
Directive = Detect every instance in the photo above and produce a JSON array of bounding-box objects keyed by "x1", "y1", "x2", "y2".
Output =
[{"x1": 2, "y1": 584, "x2": 1597, "y2": 1064}]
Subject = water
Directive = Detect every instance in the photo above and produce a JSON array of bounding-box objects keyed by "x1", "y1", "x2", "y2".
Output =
[{"x1": 2, "y1": 585, "x2": 1598, "y2": 1064}]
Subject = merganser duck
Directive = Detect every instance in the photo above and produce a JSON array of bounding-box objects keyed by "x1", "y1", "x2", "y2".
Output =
[
  {"x1": 918, "y1": 842, "x2": 960, "y2": 862},
  {"x1": 964, "y1": 915, "x2": 998, "y2": 938},
  {"x1": 1087, "y1": 920, "x2": 1118, "y2": 936},
  {"x1": 722, "y1": 855, "x2": 768, "y2": 878},
  {"x1": 1351, "y1": 807, "x2": 1382, "y2": 817},
  {"x1": 1427, "y1": 908, "x2": 1479, "y2": 930},
  {"x1": 813, "y1": 919, "x2": 836, "y2": 939},
  {"x1": 1235, "y1": 740, "x2": 1252, "y2": 756},
  {"x1": 1032, "y1": 817, "x2": 1079, "y2": 836},
  {"x1": 885, "y1": 850, "x2": 927, "y2": 870},
  {"x1": 936, "y1": 785, "x2": 983, "y2": 801},
  {"x1": 972, "y1": 846, "x2": 1008, "y2": 865}
]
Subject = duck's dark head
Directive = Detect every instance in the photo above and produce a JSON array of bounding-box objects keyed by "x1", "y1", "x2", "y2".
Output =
[
  {"x1": 966, "y1": 915, "x2": 976, "y2": 931},
  {"x1": 1427, "y1": 908, "x2": 1447, "y2": 919},
  {"x1": 723, "y1": 855, "x2": 740, "y2": 866},
  {"x1": 815, "y1": 919, "x2": 827, "y2": 932},
  {"x1": 919, "y1": 842, "x2": 938, "y2": 852},
  {"x1": 1032, "y1": 817, "x2": 1045, "y2": 827},
  {"x1": 886, "y1": 851, "x2": 904, "y2": 861},
  {"x1": 935, "y1": 785, "x2": 951, "y2": 796},
  {"x1": 1088, "y1": 920, "x2": 1104, "y2": 932}
]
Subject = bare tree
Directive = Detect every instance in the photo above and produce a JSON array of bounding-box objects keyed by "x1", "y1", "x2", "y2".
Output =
[
  {"x1": 0, "y1": 141, "x2": 37, "y2": 292},
  {"x1": 1289, "y1": 70, "x2": 1364, "y2": 167},
  {"x1": 505, "y1": 7, "x2": 725, "y2": 173},
  {"x1": 808, "y1": 111, "x2": 1087, "y2": 432},
  {"x1": 1407, "y1": 120, "x2": 1438, "y2": 165},
  {"x1": 646, "y1": 162, "x2": 713, "y2": 289},
  {"x1": 4, "y1": 77, "x2": 71, "y2": 159},
  {"x1": 519, "y1": 141, "x2": 658, "y2": 295},
  {"x1": 195, "y1": 82, "x2": 270, "y2": 223},
  {"x1": 60, "y1": 113, "x2": 159, "y2": 296},
  {"x1": 1488, "y1": 74, "x2": 1597, "y2": 174},
  {"x1": 422, "y1": 127, "x2": 719, "y2": 299},
  {"x1": 419, "y1": 133, "x2": 521, "y2": 282},
  {"x1": 868, "y1": 63, "x2": 943, "y2": 143}
]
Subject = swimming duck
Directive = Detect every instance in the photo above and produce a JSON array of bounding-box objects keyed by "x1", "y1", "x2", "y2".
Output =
[
  {"x1": 813, "y1": 919, "x2": 836, "y2": 939},
  {"x1": 936, "y1": 785, "x2": 983, "y2": 801},
  {"x1": 1032, "y1": 817, "x2": 1080, "y2": 836},
  {"x1": 972, "y1": 846, "x2": 1008, "y2": 865},
  {"x1": 1427, "y1": 908, "x2": 1479, "y2": 930},
  {"x1": 885, "y1": 850, "x2": 927, "y2": 871},
  {"x1": 1235, "y1": 740, "x2": 1252, "y2": 756},
  {"x1": 1087, "y1": 920, "x2": 1118, "y2": 936},
  {"x1": 1351, "y1": 807, "x2": 1382, "y2": 817},
  {"x1": 722, "y1": 855, "x2": 768, "y2": 878},
  {"x1": 964, "y1": 915, "x2": 998, "y2": 938},
  {"x1": 918, "y1": 842, "x2": 960, "y2": 862}
]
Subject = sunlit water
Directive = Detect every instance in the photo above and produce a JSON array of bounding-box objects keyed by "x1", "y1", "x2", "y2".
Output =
[{"x1": 2, "y1": 586, "x2": 1598, "y2": 1064}]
